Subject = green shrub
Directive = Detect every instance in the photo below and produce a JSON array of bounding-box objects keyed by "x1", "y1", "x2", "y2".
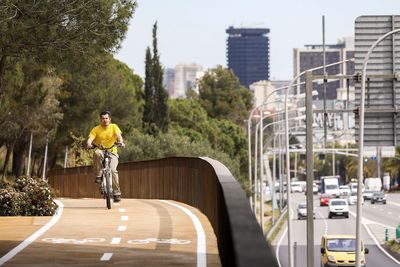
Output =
[{"x1": 0, "y1": 176, "x2": 58, "y2": 216}]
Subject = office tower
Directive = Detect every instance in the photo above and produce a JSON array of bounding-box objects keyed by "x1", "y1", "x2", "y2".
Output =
[
  {"x1": 173, "y1": 63, "x2": 203, "y2": 98},
  {"x1": 226, "y1": 26, "x2": 270, "y2": 88},
  {"x1": 293, "y1": 37, "x2": 354, "y2": 100}
]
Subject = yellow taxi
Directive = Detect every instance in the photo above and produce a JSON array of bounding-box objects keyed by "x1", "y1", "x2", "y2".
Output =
[{"x1": 320, "y1": 235, "x2": 369, "y2": 267}]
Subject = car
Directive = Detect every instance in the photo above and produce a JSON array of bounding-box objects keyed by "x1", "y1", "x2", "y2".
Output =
[
  {"x1": 339, "y1": 185, "x2": 351, "y2": 196},
  {"x1": 320, "y1": 235, "x2": 369, "y2": 267},
  {"x1": 320, "y1": 193, "x2": 334, "y2": 206},
  {"x1": 297, "y1": 202, "x2": 316, "y2": 220},
  {"x1": 371, "y1": 191, "x2": 387, "y2": 204},
  {"x1": 304, "y1": 183, "x2": 319, "y2": 195},
  {"x1": 291, "y1": 182, "x2": 303, "y2": 193},
  {"x1": 348, "y1": 191, "x2": 364, "y2": 205},
  {"x1": 362, "y1": 190, "x2": 375, "y2": 200},
  {"x1": 328, "y1": 198, "x2": 349, "y2": 218},
  {"x1": 313, "y1": 183, "x2": 319, "y2": 194}
]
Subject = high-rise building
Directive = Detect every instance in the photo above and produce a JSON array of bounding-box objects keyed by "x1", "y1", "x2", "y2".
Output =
[
  {"x1": 293, "y1": 37, "x2": 354, "y2": 100},
  {"x1": 226, "y1": 26, "x2": 270, "y2": 88},
  {"x1": 163, "y1": 68, "x2": 175, "y2": 96},
  {"x1": 174, "y1": 63, "x2": 203, "y2": 98},
  {"x1": 163, "y1": 64, "x2": 204, "y2": 99}
]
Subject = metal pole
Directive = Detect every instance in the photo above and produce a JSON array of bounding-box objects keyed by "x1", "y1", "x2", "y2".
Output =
[
  {"x1": 259, "y1": 105, "x2": 265, "y2": 233},
  {"x1": 64, "y1": 146, "x2": 68, "y2": 168},
  {"x1": 322, "y1": 15, "x2": 328, "y2": 150},
  {"x1": 357, "y1": 28, "x2": 400, "y2": 267},
  {"x1": 285, "y1": 68, "x2": 293, "y2": 267},
  {"x1": 248, "y1": 118, "x2": 254, "y2": 211},
  {"x1": 305, "y1": 71, "x2": 315, "y2": 267},
  {"x1": 254, "y1": 123, "x2": 259, "y2": 218},
  {"x1": 42, "y1": 136, "x2": 48, "y2": 181},
  {"x1": 26, "y1": 132, "x2": 33, "y2": 177}
]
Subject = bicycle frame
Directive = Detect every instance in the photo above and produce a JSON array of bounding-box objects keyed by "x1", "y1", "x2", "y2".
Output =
[{"x1": 92, "y1": 143, "x2": 120, "y2": 209}]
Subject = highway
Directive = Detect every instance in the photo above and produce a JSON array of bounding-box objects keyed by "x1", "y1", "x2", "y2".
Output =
[{"x1": 272, "y1": 192, "x2": 400, "y2": 267}]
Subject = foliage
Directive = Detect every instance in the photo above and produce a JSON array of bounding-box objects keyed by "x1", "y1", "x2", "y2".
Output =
[
  {"x1": 120, "y1": 127, "x2": 249, "y2": 192},
  {"x1": 0, "y1": 176, "x2": 58, "y2": 216},
  {"x1": 142, "y1": 22, "x2": 169, "y2": 135},
  {"x1": 0, "y1": 0, "x2": 137, "y2": 95},
  {"x1": 198, "y1": 66, "x2": 253, "y2": 126}
]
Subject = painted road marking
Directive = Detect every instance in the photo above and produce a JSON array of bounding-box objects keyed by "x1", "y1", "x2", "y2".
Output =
[
  {"x1": 118, "y1": 208, "x2": 126, "y2": 212},
  {"x1": 114, "y1": 203, "x2": 120, "y2": 206},
  {"x1": 100, "y1": 253, "x2": 113, "y2": 261},
  {"x1": 118, "y1": 226, "x2": 127, "y2": 232},
  {"x1": 0, "y1": 200, "x2": 64, "y2": 266},
  {"x1": 127, "y1": 238, "x2": 191, "y2": 245},
  {"x1": 121, "y1": 215, "x2": 128, "y2": 221},
  {"x1": 42, "y1": 237, "x2": 105, "y2": 244},
  {"x1": 160, "y1": 200, "x2": 206, "y2": 267},
  {"x1": 111, "y1": 237, "x2": 121, "y2": 244}
]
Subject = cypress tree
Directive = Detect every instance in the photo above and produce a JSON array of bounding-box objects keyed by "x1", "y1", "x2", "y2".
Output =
[
  {"x1": 151, "y1": 22, "x2": 169, "y2": 133},
  {"x1": 142, "y1": 47, "x2": 155, "y2": 134}
]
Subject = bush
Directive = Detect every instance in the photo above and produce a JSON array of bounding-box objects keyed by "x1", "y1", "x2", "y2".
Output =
[{"x1": 0, "y1": 176, "x2": 58, "y2": 216}]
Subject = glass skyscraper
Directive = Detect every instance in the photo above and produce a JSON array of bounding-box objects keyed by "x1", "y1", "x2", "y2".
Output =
[{"x1": 226, "y1": 26, "x2": 270, "y2": 88}]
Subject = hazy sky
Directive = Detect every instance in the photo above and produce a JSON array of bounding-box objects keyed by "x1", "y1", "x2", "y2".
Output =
[{"x1": 115, "y1": 0, "x2": 400, "y2": 80}]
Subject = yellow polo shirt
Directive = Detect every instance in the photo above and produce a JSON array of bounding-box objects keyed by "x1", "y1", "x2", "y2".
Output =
[{"x1": 89, "y1": 123, "x2": 121, "y2": 154}]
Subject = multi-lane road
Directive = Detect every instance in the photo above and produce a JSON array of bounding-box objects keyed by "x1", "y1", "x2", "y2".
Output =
[{"x1": 272, "y1": 192, "x2": 400, "y2": 266}]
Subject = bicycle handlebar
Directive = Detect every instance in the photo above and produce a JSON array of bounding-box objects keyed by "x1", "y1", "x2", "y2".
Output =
[{"x1": 91, "y1": 142, "x2": 123, "y2": 150}]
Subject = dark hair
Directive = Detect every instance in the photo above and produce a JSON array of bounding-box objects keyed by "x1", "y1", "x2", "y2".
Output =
[{"x1": 99, "y1": 111, "x2": 111, "y2": 117}]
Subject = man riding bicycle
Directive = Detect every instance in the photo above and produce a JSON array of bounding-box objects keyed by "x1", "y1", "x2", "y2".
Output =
[{"x1": 86, "y1": 111, "x2": 125, "y2": 203}]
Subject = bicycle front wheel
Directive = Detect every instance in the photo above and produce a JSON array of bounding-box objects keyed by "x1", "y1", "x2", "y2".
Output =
[{"x1": 104, "y1": 171, "x2": 112, "y2": 209}]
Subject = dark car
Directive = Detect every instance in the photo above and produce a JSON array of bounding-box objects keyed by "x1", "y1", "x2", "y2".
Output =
[{"x1": 371, "y1": 192, "x2": 386, "y2": 204}]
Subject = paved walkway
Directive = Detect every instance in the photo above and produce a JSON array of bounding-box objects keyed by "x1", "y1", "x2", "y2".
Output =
[{"x1": 0, "y1": 198, "x2": 221, "y2": 267}]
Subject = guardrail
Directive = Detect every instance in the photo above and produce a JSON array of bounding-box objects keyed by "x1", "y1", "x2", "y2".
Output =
[{"x1": 48, "y1": 156, "x2": 278, "y2": 267}]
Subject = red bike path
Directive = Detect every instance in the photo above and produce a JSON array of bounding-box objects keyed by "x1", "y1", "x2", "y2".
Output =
[{"x1": 0, "y1": 198, "x2": 221, "y2": 267}]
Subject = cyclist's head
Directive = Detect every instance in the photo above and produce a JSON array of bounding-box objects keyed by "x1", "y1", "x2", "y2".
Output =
[
  {"x1": 100, "y1": 111, "x2": 111, "y2": 117},
  {"x1": 99, "y1": 111, "x2": 111, "y2": 126}
]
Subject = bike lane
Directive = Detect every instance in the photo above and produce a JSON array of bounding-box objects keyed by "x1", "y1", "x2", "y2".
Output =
[{"x1": 0, "y1": 198, "x2": 221, "y2": 267}]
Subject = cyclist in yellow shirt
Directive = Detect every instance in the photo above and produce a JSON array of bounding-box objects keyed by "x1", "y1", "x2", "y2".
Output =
[{"x1": 87, "y1": 111, "x2": 125, "y2": 202}]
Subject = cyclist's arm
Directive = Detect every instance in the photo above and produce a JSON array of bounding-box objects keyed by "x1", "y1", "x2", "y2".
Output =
[
  {"x1": 87, "y1": 136, "x2": 95, "y2": 149},
  {"x1": 116, "y1": 132, "x2": 125, "y2": 147}
]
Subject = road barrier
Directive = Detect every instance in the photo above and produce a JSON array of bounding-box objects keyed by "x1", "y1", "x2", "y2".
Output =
[{"x1": 48, "y1": 156, "x2": 278, "y2": 267}]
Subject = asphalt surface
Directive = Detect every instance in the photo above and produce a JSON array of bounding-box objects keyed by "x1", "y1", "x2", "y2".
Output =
[{"x1": 0, "y1": 198, "x2": 221, "y2": 267}]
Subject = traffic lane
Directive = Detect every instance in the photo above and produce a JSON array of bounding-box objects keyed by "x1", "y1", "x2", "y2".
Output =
[
  {"x1": 277, "y1": 193, "x2": 394, "y2": 267},
  {"x1": 2, "y1": 198, "x2": 221, "y2": 267}
]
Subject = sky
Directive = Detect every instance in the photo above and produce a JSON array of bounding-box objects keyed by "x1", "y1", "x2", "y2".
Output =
[{"x1": 115, "y1": 0, "x2": 400, "y2": 81}]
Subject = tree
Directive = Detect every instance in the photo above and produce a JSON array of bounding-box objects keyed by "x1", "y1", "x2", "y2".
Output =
[
  {"x1": 0, "y1": 0, "x2": 137, "y2": 96},
  {"x1": 198, "y1": 66, "x2": 253, "y2": 126},
  {"x1": 142, "y1": 22, "x2": 169, "y2": 135}
]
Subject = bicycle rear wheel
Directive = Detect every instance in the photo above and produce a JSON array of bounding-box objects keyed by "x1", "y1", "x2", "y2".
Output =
[{"x1": 104, "y1": 171, "x2": 112, "y2": 209}]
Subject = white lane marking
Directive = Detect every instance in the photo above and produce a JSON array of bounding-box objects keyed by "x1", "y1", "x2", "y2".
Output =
[
  {"x1": 348, "y1": 210, "x2": 400, "y2": 265},
  {"x1": 118, "y1": 226, "x2": 127, "y2": 232},
  {"x1": 275, "y1": 209, "x2": 293, "y2": 267},
  {"x1": 128, "y1": 238, "x2": 191, "y2": 245},
  {"x1": 118, "y1": 208, "x2": 126, "y2": 212},
  {"x1": 114, "y1": 203, "x2": 120, "y2": 206},
  {"x1": 160, "y1": 200, "x2": 206, "y2": 267},
  {"x1": 0, "y1": 200, "x2": 64, "y2": 266},
  {"x1": 387, "y1": 201, "x2": 400, "y2": 207},
  {"x1": 388, "y1": 211, "x2": 393, "y2": 215},
  {"x1": 121, "y1": 215, "x2": 128, "y2": 221},
  {"x1": 111, "y1": 237, "x2": 121, "y2": 244},
  {"x1": 100, "y1": 253, "x2": 113, "y2": 261}
]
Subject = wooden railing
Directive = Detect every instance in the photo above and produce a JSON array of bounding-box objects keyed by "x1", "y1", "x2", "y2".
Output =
[{"x1": 48, "y1": 157, "x2": 278, "y2": 267}]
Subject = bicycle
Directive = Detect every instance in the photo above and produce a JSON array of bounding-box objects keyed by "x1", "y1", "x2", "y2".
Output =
[{"x1": 91, "y1": 142, "x2": 122, "y2": 209}]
